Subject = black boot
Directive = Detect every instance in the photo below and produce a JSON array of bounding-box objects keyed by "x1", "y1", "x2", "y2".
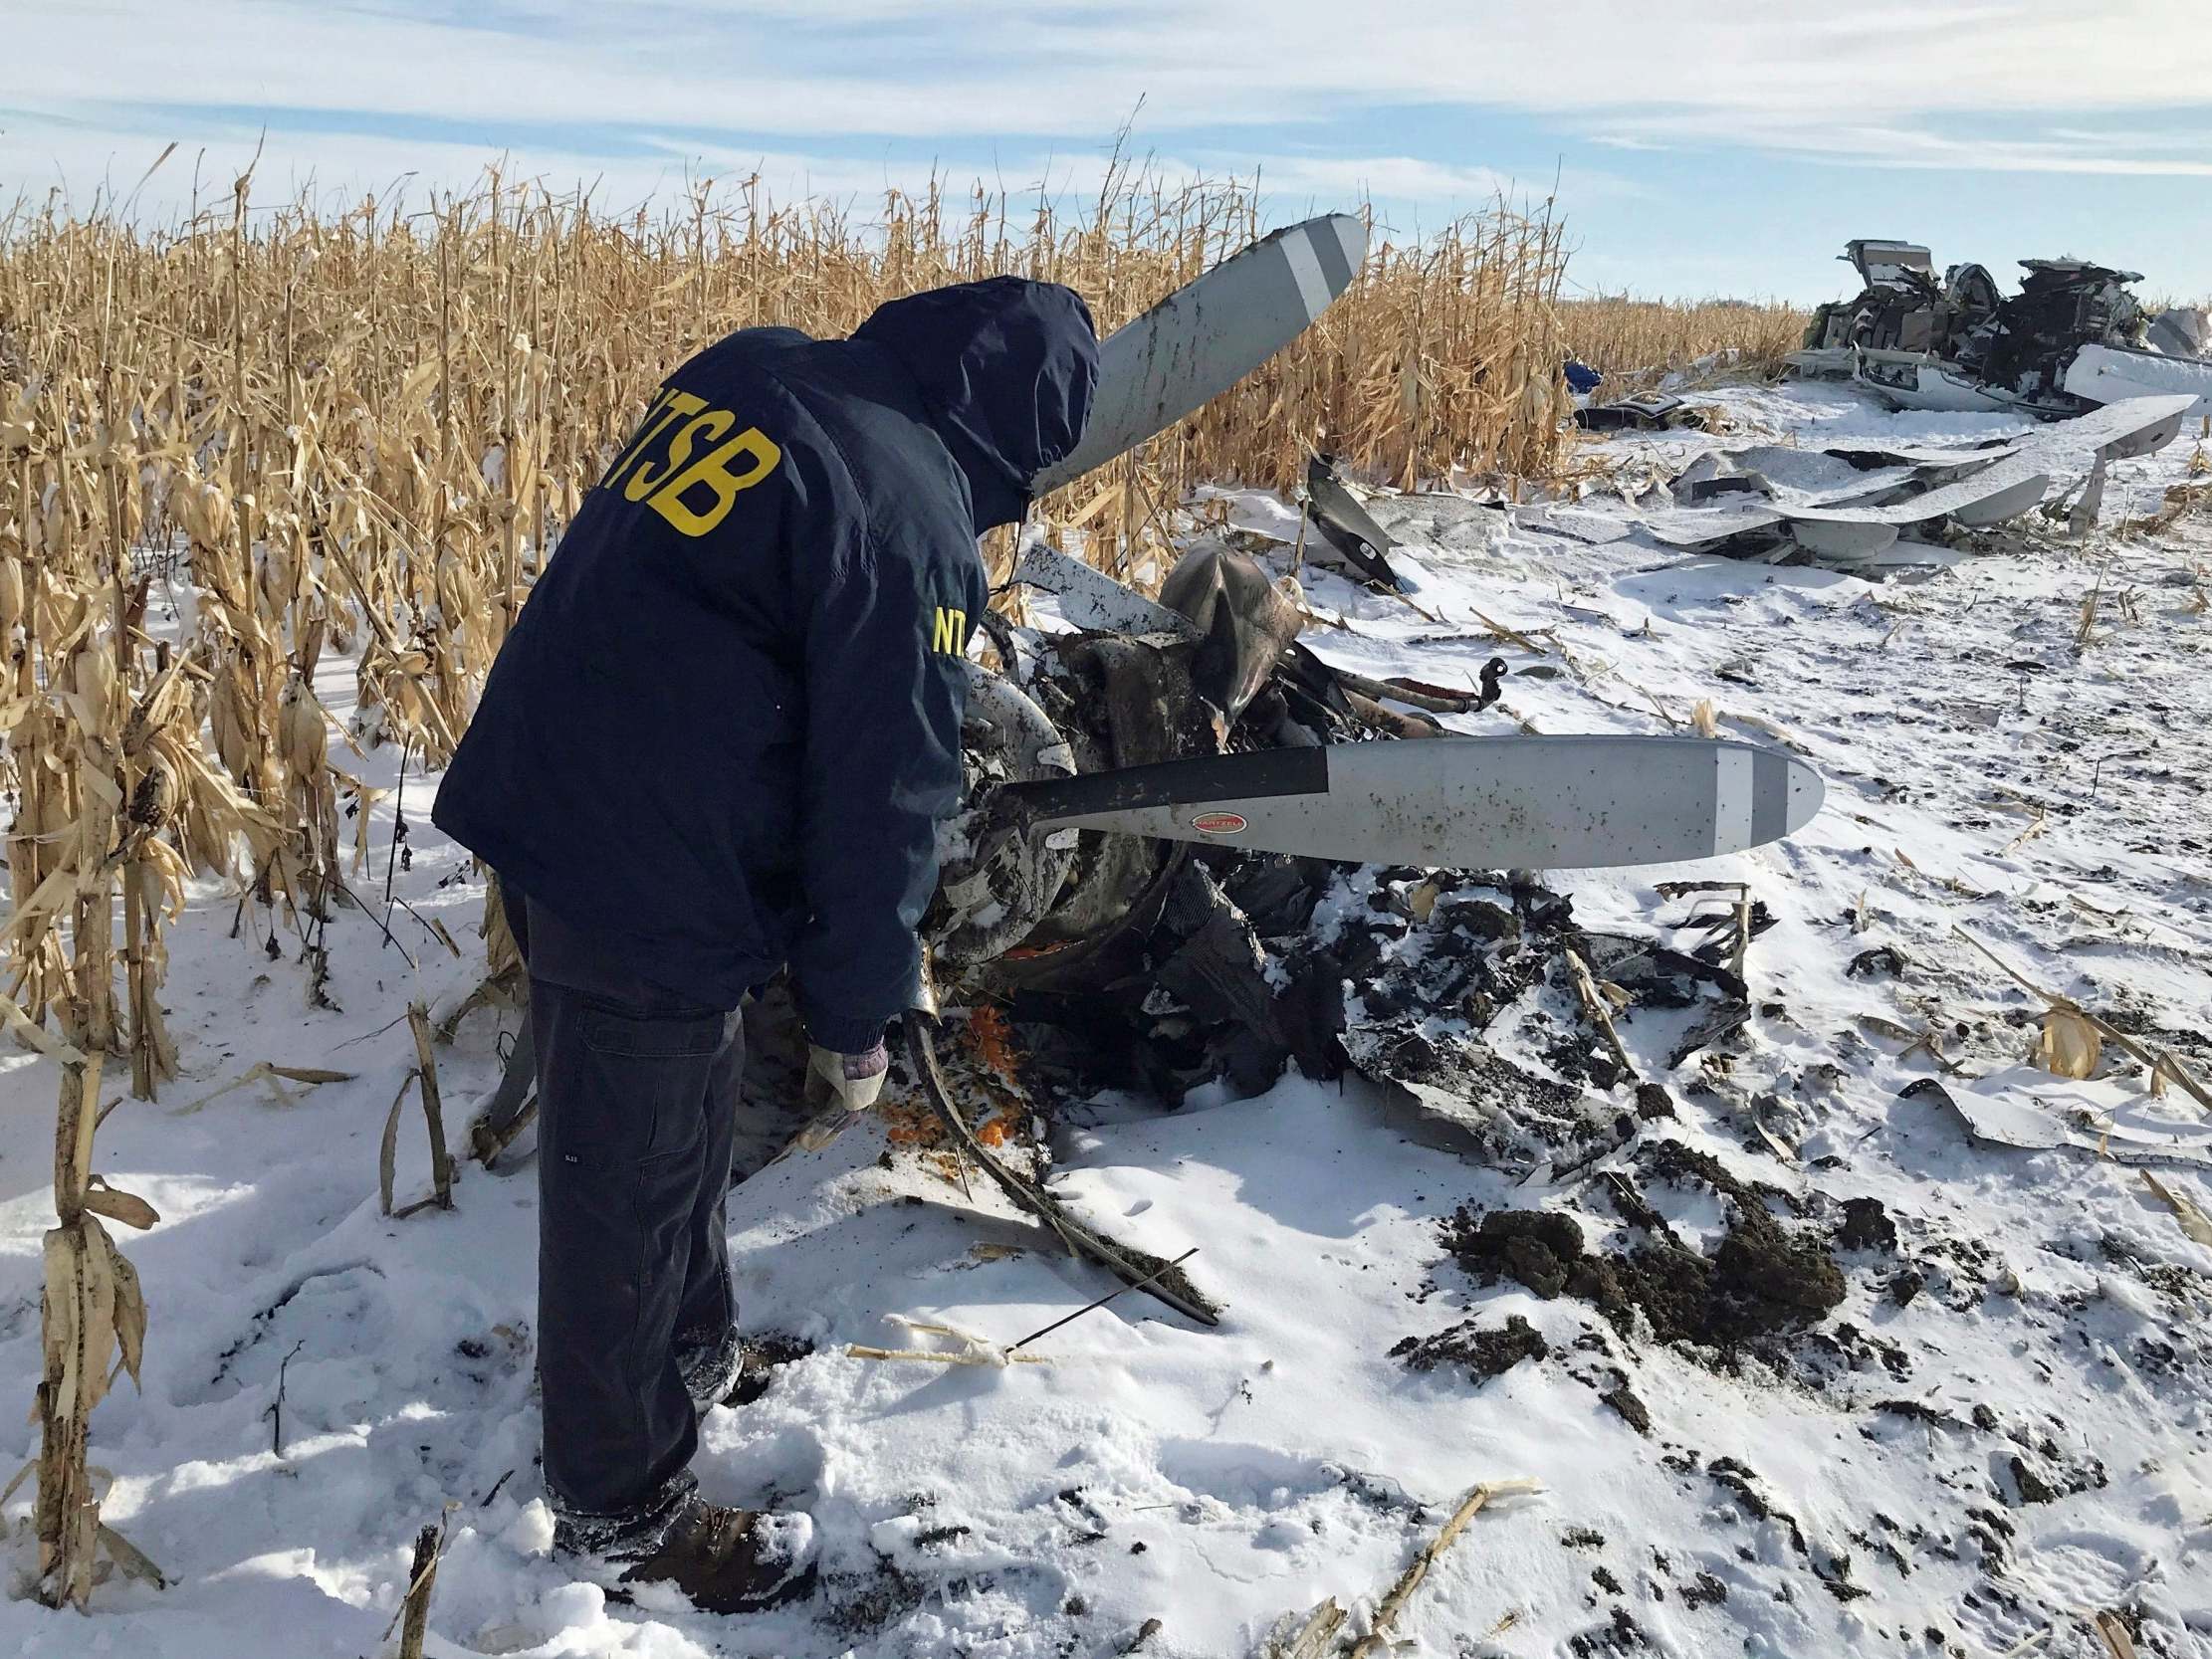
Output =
[{"x1": 614, "y1": 1496, "x2": 816, "y2": 1614}]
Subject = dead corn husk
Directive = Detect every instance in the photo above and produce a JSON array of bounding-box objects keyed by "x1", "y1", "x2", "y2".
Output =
[{"x1": 2037, "y1": 1008, "x2": 2102, "y2": 1080}]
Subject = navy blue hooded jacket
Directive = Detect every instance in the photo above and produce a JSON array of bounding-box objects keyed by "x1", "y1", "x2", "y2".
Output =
[{"x1": 432, "y1": 279, "x2": 1098, "y2": 1050}]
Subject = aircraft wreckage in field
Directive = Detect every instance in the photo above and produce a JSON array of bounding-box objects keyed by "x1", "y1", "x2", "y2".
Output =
[
  {"x1": 1788, "y1": 238, "x2": 2212, "y2": 419},
  {"x1": 1544, "y1": 390, "x2": 2199, "y2": 565},
  {"x1": 463, "y1": 211, "x2": 1827, "y2": 1318}
]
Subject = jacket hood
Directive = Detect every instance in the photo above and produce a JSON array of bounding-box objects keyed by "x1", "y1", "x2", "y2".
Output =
[{"x1": 852, "y1": 277, "x2": 1098, "y2": 532}]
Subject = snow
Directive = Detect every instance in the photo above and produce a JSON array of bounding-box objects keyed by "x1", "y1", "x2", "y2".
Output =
[{"x1": 3, "y1": 384, "x2": 2211, "y2": 1657}]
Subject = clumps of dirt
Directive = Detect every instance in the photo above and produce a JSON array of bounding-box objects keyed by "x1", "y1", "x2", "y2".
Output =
[
  {"x1": 1703, "y1": 1456, "x2": 1871, "y2": 1603},
  {"x1": 1570, "y1": 1607, "x2": 1652, "y2": 1654},
  {"x1": 1392, "y1": 1314, "x2": 1548, "y2": 1382},
  {"x1": 1441, "y1": 1209, "x2": 1590, "y2": 1299},
  {"x1": 728, "y1": 1331, "x2": 815, "y2": 1406},
  {"x1": 1808, "y1": 1321, "x2": 1911, "y2": 1381},
  {"x1": 2003, "y1": 1446, "x2": 2106, "y2": 1508},
  {"x1": 1439, "y1": 1140, "x2": 1847, "y2": 1356},
  {"x1": 1637, "y1": 1138, "x2": 1790, "y2": 1214},
  {"x1": 1330, "y1": 1467, "x2": 1428, "y2": 1518},
  {"x1": 1847, "y1": 945, "x2": 1906, "y2": 979},
  {"x1": 1706, "y1": 1226, "x2": 1847, "y2": 1333},
  {"x1": 2008, "y1": 1456, "x2": 2062, "y2": 1506},
  {"x1": 1682, "y1": 1572, "x2": 1729, "y2": 1609},
  {"x1": 1707, "y1": 1456, "x2": 1793, "y2": 1535},
  {"x1": 1837, "y1": 1197, "x2": 1898, "y2": 1253},
  {"x1": 822, "y1": 1556, "x2": 927, "y2": 1639},
  {"x1": 1601, "y1": 1381, "x2": 1652, "y2": 1436}
]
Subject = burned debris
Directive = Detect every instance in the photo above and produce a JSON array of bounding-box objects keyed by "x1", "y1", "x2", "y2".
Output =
[
  {"x1": 1571, "y1": 392, "x2": 1690, "y2": 434},
  {"x1": 1790, "y1": 238, "x2": 2212, "y2": 419},
  {"x1": 934, "y1": 540, "x2": 1563, "y2": 1127}
]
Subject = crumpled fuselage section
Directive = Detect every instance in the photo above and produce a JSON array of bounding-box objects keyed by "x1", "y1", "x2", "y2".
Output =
[{"x1": 1790, "y1": 241, "x2": 2209, "y2": 420}]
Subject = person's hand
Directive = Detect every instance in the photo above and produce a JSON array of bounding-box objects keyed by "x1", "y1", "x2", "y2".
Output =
[
  {"x1": 806, "y1": 1039, "x2": 889, "y2": 1113},
  {"x1": 772, "y1": 1038, "x2": 892, "y2": 1164}
]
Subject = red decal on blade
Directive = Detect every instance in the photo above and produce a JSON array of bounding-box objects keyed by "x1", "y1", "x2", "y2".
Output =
[{"x1": 1192, "y1": 812, "x2": 1247, "y2": 835}]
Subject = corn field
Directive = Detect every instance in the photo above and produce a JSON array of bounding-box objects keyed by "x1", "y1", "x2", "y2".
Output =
[
  {"x1": 0, "y1": 160, "x2": 1797, "y2": 1604},
  {"x1": 1560, "y1": 295, "x2": 1810, "y2": 386}
]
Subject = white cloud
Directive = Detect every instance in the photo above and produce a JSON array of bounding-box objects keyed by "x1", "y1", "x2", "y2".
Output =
[
  {"x1": 3, "y1": 114, "x2": 1065, "y2": 227},
  {"x1": 1, "y1": 0, "x2": 2207, "y2": 221},
  {"x1": 1581, "y1": 111, "x2": 2212, "y2": 178},
  {"x1": 1224, "y1": 155, "x2": 1629, "y2": 211}
]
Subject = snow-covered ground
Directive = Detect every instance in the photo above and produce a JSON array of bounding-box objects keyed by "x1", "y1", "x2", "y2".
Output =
[{"x1": 2, "y1": 383, "x2": 2208, "y2": 1658}]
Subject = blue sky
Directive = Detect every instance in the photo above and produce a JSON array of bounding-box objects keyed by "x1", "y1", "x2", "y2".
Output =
[{"x1": 7, "y1": 1, "x2": 2210, "y2": 304}]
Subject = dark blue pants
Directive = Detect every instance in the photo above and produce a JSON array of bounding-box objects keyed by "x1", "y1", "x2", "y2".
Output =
[{"x1": 509, "y1": 892, "x2": 743, "y2": 1553}]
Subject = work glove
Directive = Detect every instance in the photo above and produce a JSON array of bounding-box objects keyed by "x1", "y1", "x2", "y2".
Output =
[
  {"x1": 774, "y1": 1037, "x2": 892, "y2": 1163},
  {"x1": 807, "y1": 1039, "x2": 890, "y2": 1113}
]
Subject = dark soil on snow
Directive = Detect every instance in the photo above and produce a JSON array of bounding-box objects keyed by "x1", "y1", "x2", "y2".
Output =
[
  {"x1": 730, "y1": 1331, "x2": 816, "y2": 1405},
  {"x1": 1439, "y1": 1139, "x2": 1847, "y2": 1351},
  {"x1": 1837, "y1": 1196, "x2": 1898, "y2": 1253},
  {"x1": 1391, "y1": 1313, "x2": 1549, "y2": 1382}
]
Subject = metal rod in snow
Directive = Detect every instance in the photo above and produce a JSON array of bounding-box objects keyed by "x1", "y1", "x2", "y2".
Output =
[{"x1": 1009, "y1": 1248, "x2": 1201, "y2": 1351}]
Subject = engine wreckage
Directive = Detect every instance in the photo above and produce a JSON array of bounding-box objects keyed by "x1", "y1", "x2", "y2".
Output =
[
  {"x1": 920, "y1": 538, "x2": 1792, "y2": 1163},
  {"x1": 1789, "y1": 238, "x2": 2212, "y2": 419}
]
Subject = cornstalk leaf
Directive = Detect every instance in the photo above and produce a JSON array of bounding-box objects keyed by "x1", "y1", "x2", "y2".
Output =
[
  {"x1": 0, "y1": 994, "x2": 87, "y2": 1065},
  {"x1": 97, "y1": 1523, "x2": 168, "y2": 1589},
  {"x1": 379, "y1": 1070, "x2": 414, "y2": 1218},
  {"x1": 2140, "y1": 1172, "x2": 2212, "y2": 1247},
  {"x1": 2, "y1": 852, "x2": 87, "y2": 945},
  {"x1": 108, "y1": 1241, "x2": 146, "y2": 1391},
  {"x1": 84, "y1": 1182, "x2": 160, "y2": 1231},
  {"x1": 77, "y1": 1219, "x2": 120, "y2": 1416},
  {"x1": 266, "y1": 1064, "x2": 356, "y2": 1085},
  {"x1": 42, "y1": 1226, "x2": 82, "y2": 1418}
]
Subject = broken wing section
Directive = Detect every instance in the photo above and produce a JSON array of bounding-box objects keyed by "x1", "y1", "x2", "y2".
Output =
[{"x1": 2063, "y1": 344, "x2": 2212, "y2": 418}]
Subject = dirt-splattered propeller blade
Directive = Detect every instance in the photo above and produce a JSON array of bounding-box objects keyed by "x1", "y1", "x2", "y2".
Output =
[{"x1": 1000, "y1": 736, "x2": 1824, "y2": 871}]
